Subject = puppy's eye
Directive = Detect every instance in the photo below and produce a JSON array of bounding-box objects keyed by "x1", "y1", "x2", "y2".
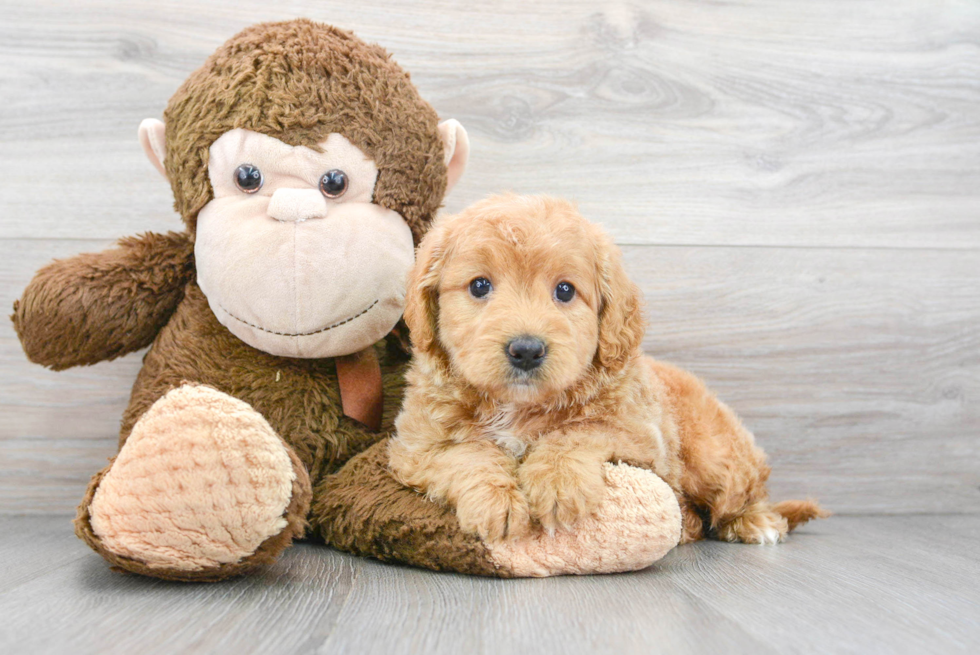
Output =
[
  {"x1": 319, "y1": 169, "x2": 349, "y2": 198},
  {"x1": 469, "y1": 277, "x2": 493, "y2": 299},
  {"x1": 234, "y1": 164, "x2": 263, "y2": 193},
  {"x1": 555, "y1": 281, "x2": 576, "y2": 303}
]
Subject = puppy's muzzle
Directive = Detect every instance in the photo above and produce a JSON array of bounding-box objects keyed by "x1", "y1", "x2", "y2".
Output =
[{"x1": 505, "y1": 336, "x2": 547, "y2": 372}]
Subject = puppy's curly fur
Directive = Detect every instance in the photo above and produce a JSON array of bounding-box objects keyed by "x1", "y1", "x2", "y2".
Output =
[{"x1": 389, "y1": 194, "x2": 828, "y2": 544}]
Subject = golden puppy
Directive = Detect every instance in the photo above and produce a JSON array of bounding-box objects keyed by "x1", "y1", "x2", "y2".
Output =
[{"x1": 389, "y1": 194, "x2": 827, "y2": 544}]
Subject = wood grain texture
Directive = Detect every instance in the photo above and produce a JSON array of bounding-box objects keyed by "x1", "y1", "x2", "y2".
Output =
[
  {"x1": 631, "y1": 245, "x2": 980, "y2": 514},
  {"x1": 0, "y1": 0, "x2": 977, "y2": 246},
  {"x1": 1, "y1": 0, "x2": 978, "y2": 516},
  {"x1": 0, "y1": 515, "x2": 977, "y2": 654}
]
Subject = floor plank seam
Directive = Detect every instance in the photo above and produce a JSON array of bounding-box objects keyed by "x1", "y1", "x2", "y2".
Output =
[
  {"x1": 0, "y1": 553, "x2": 90, "y2": 596},
  {"x1": 313, "y1": 559, "x2": 361, "y2": 653}
]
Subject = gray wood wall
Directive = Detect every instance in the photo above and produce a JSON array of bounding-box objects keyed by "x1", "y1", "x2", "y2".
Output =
[{"x1": 1, "y1": 0, "x2": 977, "y2": 516}]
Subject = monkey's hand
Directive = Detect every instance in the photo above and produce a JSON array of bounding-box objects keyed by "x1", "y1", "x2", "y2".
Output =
[{"x1": 12, "y1": 231, "x2": 194, "y2": 370}]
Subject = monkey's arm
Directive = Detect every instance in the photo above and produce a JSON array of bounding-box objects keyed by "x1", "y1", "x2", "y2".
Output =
[{"x1": 12, "y1": 231, "x2": 195, "y2": 370}]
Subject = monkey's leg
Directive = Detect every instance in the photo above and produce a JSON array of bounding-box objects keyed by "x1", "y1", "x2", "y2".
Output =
[
  {"x1": 75, "y1": 385, "x2": 311, "y2": 581},
  {"x1": 311, "y1": 440, "x2": 681, "y2": 577}
]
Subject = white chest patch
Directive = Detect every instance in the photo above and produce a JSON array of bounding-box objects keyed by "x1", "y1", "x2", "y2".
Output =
[{"x1": 482, "y1": 404, "x2": 526, "y2": 458}]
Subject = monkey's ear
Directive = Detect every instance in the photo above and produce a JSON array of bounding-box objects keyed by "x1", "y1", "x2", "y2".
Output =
[
  {"x1": 138, "y1": 118, "x2": 168, "y2": 179},
  {"x1": 438, "y1": 119, "x2": 469, "y2": 194}
]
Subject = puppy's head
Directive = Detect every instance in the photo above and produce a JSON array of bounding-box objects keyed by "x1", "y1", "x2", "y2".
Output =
[{"x1": 404, "y1": 194, "x2": 645, "y2": 404}]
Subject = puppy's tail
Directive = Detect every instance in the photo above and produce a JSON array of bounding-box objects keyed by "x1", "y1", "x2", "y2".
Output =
[{"x1": 772, "y1": 499, "x2": 831, "y2": 531}]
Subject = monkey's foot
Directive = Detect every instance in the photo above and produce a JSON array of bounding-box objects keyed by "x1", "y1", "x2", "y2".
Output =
[
  {"x1": 486, "y1": 463, "x2": 682, "y2": 576},
  {"x1": 75, "y1": 384, "x2": 311, "y2": 581},
  {"x1": 314, "y1": 441, "x2": 682, "y2": 577}
]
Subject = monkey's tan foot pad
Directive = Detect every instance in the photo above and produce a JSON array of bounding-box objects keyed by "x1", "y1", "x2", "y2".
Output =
[
  {"x1": 314, "y1": 440, "x2": 681, "y2": 577},
  {"x1": 487, "y1": 463, "x2": 681, "y2": 576},
  {"x1": 75, "y1": 384, "x2": 311, "y2": 581}
]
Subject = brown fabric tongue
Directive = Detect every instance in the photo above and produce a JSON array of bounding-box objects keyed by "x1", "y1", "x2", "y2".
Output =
[{"x1": 335, "y1": 346, "x2": 384, "y2": 432}]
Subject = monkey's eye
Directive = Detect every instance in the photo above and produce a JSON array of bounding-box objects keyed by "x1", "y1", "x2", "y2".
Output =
[
  {"x1": 555, "y1": 281, "x2": 576, "y2": 303},
  {"x1": 469, "y1": 277, "x2": 493, "y2": 299},
  {"x1": 234, "y1": 164, "x2": 263, "y2": 194},
  {"x1": 319, "y1": 169, "x2": 349, "y2": 198}
]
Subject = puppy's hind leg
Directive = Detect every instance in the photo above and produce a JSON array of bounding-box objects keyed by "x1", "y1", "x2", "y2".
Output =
[
  {"x1": 716, "y1": 499, "x2": 830, "y2": 544},
  {"x1": 715, "y1": 500, "x2": 789, "y2": 545},
  {"x1": 652, "y1": 360, "x2": 829, "y2": 545},
  {"x1": 695, "y1": 452, "x2": 824, "y2": 544}
]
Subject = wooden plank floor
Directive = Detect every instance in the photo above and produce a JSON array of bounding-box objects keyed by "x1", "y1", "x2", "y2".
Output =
[{"x1": 0, "y1": 515, "x2": 977, "y2": 654}]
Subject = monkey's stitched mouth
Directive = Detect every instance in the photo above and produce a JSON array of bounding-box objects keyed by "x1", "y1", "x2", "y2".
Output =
[{"x1": 220, "y1": 299, "x2": 380, "y2": 337}]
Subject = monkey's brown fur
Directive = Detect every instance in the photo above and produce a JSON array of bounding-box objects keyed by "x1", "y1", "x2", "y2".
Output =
[
  {"x1": 164, "y1": 19, "x2": 447, "y2": 242},
  {"x1": 315, "y1": 440, "x2": 503, "y2": 577},
  {"x1": 13, "y1": 232, "x2": 194, "y2": 370},
  {"x1": 12, "y1": 20, "x2": 449, "y2": 580}
]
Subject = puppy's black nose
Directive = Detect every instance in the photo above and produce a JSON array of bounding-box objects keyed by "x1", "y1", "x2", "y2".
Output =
[{"x1": 506, "y1": 336, "x2": 547, "y2": 371}]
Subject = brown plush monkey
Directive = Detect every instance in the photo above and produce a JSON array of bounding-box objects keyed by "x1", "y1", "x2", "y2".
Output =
[
  {"x1": 13, "y1": 19, "x2": 680, "y2": 580},
  {"x1": 13, "y1": 19, "x2": 467, "y2": 580}
]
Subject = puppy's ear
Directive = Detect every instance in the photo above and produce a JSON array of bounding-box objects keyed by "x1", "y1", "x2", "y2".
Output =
[
  {"x1": 404, "y1": 221, "x2": 449, "y2": 356},
  {"x1": 594, "y1": 230, "x2": 646, "y2": 372}
]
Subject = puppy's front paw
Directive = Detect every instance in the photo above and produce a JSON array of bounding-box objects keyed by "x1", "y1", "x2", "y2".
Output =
[
  {"x1": 520, "y1": 455, "x2": 607, "y2": 534},
  {"x1": 454, "y1": 484, "x2": 531, "y2": 542}
]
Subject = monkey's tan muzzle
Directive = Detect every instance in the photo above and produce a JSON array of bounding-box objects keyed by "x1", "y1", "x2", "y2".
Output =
[{"x1": 195, "y1": 202, "x2": 415, "y2": 359}]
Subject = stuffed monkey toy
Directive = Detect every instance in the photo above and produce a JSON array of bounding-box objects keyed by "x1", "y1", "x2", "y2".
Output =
[{"x1": 13, "y1": 19, "x2": 681, "y2": 581}]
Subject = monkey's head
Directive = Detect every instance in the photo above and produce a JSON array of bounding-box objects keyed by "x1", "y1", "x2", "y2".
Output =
[{"x1": 139, "y1": 19, "x2": 468, "y2": 358}]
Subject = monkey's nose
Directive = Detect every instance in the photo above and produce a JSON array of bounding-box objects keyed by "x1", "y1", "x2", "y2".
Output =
[
  {"x1": 267, "y1": 188, "x2": 329, "y2": 222},
  {"x1": 505, "y1": 336, "x2": 547, "y2": 371}
]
